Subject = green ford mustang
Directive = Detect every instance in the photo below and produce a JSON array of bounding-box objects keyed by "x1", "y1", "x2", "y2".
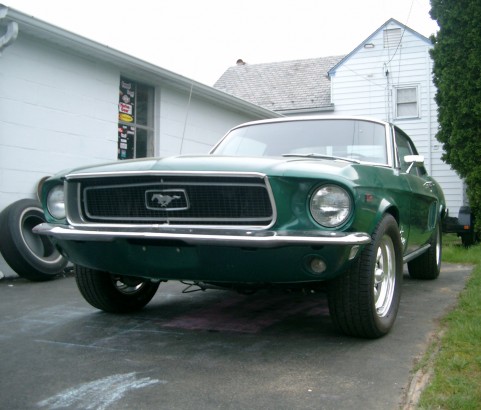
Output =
[{"x1": 34, "y1": 116, "x2": 445, "y2": 338}]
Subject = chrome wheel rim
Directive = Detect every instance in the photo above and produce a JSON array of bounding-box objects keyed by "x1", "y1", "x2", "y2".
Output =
[
  {"x1": 111, "y1": 276, "x2": 146, "y2": 295},
  {"x1": 374, "y1": 234, "x2": 396, "y2": 317},
  {"x1": 19, "y1": 208, "x2": 64, "y2": 263}
]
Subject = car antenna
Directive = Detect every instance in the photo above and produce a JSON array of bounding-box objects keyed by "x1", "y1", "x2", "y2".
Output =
[{"x1": 179, "y1": 81, "x2": 194, "y2": 154}]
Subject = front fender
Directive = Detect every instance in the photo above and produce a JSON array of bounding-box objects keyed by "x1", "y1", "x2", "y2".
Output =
[{"x1": 351, "y1": 190, "x2": 408, "y2": 250}]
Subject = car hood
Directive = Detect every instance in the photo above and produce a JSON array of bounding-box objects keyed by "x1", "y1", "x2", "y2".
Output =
[{"x1": 61, "y1": 155, "x2": 361, "y2": 180}]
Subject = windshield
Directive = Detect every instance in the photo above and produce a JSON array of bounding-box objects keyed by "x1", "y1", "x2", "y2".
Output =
[{"x1": 212, "y1": 119, "x2": 388, "y2": 165}]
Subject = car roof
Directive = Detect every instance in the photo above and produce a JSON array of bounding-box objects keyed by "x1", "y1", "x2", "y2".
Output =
[{"x1": 230, "y1": 115, "x2": 391, "y2": 130}]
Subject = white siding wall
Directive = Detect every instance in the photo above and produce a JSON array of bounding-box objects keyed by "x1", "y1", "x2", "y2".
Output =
[
  {"x1": 0, "y1": 35, "x2": 119, "y2": 211},
  {"x1": 158, "y1": 87, "x2": 256, "y2": 156},
  {"x1": 329, "y1": 21, "x2": 464, "y2": 215}
]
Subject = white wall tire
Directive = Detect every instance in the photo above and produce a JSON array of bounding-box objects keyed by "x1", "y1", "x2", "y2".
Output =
[{"x1": 0, "y1": 199, "x2": 68, "y2": 281}]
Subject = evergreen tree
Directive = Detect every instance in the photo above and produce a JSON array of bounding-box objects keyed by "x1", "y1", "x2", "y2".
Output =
[{"x1": 430, "y1": 0, "x2": 481, "y2": 229}]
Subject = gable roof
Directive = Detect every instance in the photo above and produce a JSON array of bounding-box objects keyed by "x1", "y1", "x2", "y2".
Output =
[
  {"x1": 328, "y1": 18, "x2": 432, "y2": 76},
  {"x1": 214, "y1": 56, "x2": 344, "y2": 114}
]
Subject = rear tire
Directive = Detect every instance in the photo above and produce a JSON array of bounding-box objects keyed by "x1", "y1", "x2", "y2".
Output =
[
  {"x1": 75, "y1": 265, "x2": 160, "y2": 313},
  {"x1": 408, "y1": 222, "x2": 442, "y2": 280},
  {"x1": 327, "y1": 214, "x2": 403, "y2": 338}
]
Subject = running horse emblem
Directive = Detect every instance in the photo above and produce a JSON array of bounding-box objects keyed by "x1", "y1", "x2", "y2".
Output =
[{"x1": 151, "y1": 193, "x2": 181, "y2": 208}]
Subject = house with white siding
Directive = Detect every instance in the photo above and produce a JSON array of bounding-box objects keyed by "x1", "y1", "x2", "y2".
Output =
[{"x1": 215, "y1": 18, "x2": 466, "y2": 218}]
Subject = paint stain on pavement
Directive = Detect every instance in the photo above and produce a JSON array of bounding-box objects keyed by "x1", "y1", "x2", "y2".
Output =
[{"x1": 37, "y1": 372, "x2": 165, "y2": 410}]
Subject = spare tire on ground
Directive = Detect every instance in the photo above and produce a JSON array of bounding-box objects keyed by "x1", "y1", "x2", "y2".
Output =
[{"x1": 0, "y1": 198, "x2": 68, "y2": 281}]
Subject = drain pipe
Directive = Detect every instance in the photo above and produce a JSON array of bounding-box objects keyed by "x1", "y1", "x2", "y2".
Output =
[{"x1": 0, "y1": 6, "x2": 19, "y2": 54}]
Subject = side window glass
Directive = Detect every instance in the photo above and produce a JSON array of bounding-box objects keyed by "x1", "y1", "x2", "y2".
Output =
[
  {"x1": 395, "y1": 130, "x2": 414, "y2": 173},
  {"x1": 395, "y1": 128, "x2": 427, "y2": 176}
]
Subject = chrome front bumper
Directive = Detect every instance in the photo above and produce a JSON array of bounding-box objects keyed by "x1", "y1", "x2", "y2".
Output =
[{"x1": 34, "y1": 223, "x2": 371, "y2": 248}]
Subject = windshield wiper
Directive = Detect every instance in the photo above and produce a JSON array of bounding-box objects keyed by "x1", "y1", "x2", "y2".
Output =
[{"x1": 281, "y1": 153, "x2": 360, "y2": 164}]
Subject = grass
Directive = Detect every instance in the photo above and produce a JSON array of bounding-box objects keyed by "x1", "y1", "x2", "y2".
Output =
[{"x1": 416, "y1": 234, "x2": 481, "y2": 409}]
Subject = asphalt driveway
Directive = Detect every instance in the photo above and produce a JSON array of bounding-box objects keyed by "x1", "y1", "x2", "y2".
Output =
[{"x1": 0, "y1": 264, "x2": 471, "y2": 410}]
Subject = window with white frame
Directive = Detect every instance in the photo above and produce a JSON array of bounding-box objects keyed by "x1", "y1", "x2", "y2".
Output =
[{"x1": 395, "y1": 86, "x2": 419, "y2": 119}]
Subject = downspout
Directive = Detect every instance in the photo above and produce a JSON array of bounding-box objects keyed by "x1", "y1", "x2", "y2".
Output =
[
  {"x1": 329, "y1": 71, "x2": 335, "y2": 107},
  {"x1": 426, "y1": 48, "x2": 433, "y2": 174},
  {"x1": 0, "y1": 6, "x2": 19, "y2": 54}
]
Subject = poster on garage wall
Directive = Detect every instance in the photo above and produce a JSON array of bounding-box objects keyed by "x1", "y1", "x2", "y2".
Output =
[{"x1": 118, "y1": 78, "x2": 136, "y2": 160}]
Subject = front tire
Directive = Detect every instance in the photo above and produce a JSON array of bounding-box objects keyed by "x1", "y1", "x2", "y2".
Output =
[
  {"x1": 75, "y1": 265, "x2": 160, "y2": 313},
  {"x1": 327, "y1": 214, "x2": 403, "y2": 338}
]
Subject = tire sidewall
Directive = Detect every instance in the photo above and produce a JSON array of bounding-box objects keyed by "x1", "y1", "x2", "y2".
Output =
[
  {"x1": 0, "y1": 199, "x2": 67, "y2": 280},
  {"x1": 365, "y1": 214, "x2": 403, "y2": 335}
]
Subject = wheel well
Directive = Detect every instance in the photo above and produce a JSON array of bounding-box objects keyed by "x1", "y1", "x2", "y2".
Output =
[{"x1": 384, "y1": 206, "x2": 400, "y2": 226}]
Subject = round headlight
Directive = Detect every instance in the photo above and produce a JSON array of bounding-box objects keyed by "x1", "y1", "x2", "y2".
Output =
[
  {"x1": 310, "y1": 185, "x2": 352, "y2": 227},
  {"x1": 47, "y1": 185, "x2": 66, "y2": 220}
]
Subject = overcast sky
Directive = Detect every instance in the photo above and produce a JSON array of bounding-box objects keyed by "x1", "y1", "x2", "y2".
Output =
[{"x1": 5, "y1": 0, "x2": 438, "y2": 85}]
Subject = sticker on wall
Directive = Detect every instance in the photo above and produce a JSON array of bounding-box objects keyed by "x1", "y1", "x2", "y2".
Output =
[
  {"x1": 119, "y1": 113, "x2": 134, "y2": 123},
  {"x1": 119, "y1": 103, "x2": 132, "y2": 115},
  {"x1": 121, "y1": 80, "x2": 132, "y2": 90}
]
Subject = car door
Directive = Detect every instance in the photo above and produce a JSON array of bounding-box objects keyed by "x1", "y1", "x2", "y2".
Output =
[{"x1": 394, "y1": 127, "x2": 439, "y2": 252}]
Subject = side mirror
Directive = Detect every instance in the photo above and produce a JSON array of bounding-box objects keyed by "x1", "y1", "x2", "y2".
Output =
[{"x1": 404, "y1": 155, "x2": 424, "y2": 173}]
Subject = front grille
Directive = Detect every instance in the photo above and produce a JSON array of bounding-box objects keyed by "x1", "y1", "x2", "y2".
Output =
[{"x1": 74, "y1": 175, "x2": 274, "y2": 226}]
